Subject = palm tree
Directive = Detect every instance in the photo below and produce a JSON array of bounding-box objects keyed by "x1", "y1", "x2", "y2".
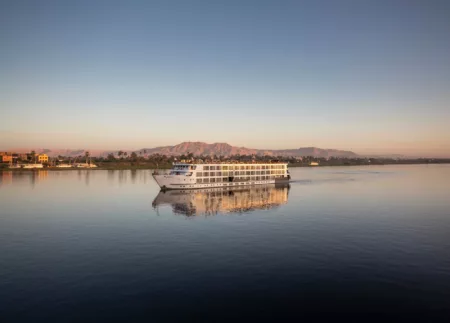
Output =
[{"x1": 30, "y1": 150, "x2": 36, "y2": 163}]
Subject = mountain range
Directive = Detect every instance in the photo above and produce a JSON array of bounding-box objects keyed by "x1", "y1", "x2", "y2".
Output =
[
  {"x1": 135, "y1": 142, "x2": 359, "y2": 158},
  {"x1": 9, "y1": 142, "x2": 360, "y2": 158}
]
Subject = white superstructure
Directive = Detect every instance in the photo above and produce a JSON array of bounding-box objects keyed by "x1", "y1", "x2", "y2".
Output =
[{"x1": 152, "y1": 162, "x2": 290, "y2": 190}]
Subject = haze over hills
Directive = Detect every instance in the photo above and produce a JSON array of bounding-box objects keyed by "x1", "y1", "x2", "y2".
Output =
[{"x1": 9, "y1": 142, "x2": 360, "y2": 158}]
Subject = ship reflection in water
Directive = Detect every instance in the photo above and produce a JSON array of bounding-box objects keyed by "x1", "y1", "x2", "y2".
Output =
[{"x1": 152, "y1": 184, "x2": 290, "y2": 216}]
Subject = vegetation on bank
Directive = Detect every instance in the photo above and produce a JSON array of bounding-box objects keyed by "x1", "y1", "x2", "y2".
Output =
[{"x1": 1, "y1": 152, "x2": 449, "y2": 171}]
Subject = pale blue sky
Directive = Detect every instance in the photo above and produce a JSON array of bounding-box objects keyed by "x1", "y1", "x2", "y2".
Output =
[{"x1": 1, "y1": 0, "x2": 449, "y2": 156}]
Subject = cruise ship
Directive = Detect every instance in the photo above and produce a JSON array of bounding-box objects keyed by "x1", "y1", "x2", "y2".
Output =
[{"x1": 152, "y1": 162, "x2": 290, "y2": 190}]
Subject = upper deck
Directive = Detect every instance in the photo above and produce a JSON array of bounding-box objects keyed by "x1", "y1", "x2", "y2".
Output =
[
  {"x1": 168, "y1": 162, "x2": 288, "y2": 178},
  {"x1": 173, "y1": 161, "x2": 287, "y2": 168}
]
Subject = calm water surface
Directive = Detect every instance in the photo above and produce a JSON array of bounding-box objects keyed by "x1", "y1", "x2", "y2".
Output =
[{"x1": 1, "y1": 165, "x2": 450, "y2": 321}]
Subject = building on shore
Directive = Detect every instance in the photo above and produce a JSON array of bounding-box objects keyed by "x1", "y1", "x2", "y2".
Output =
[
  {"x1": 38, "y1": 154, "x2": 49, "y2": 163},
  {"x1": 1, "y1": 154, "x2": 13, "y2": 163},
  {"x1": 18, "y1": 154, "x2": 28, "y2": 161}
]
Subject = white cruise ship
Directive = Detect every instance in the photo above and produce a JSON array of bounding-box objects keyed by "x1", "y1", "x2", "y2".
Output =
[{"x1": 152, "y1": 162, "x2": 290, "y2": 190}]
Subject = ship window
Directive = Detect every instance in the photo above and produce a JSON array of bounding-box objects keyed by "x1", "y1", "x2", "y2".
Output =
[
  {"x1": 204, "y1": 172, "x2": 209, "y2": 176},
  {"x1": 246, "y1": 171, "x2": 250, "y2": 175},
  {"x1": 222, "y1": 171, "x2": 228, "y2": 176},
  {"x1": 223, "y1": 177, "x2": 228, "y2": 182},
  {"x1": 197, "y1": 172, "x2": 202, "y2": 177},
  {"x1": 240, "y1": 166, "x2": 245, "y2": 170},
  {"x1": 210, "y1": 172, "x2": 215, "y2": 176},
  {"x1": 222, "y1": 166, "x2": 228, "y2": 170},
  {"x1": 203, "y1": 178, "x2": 209, "y2": 183},
  {"x1": 197, "y1": 178, "x2": 202, "y2": 183},
  {"x1": 210, "y1": 178, "x2": 216, "y2": 183},
  {"x1": 256, "y1": 176, "x2": 260, "y2": 180},
  {"x1": 216, "y1": 178, "x2": 222, "y2": 182},
  {"x1": 204, "y1": 166, "x2": 210, "y2": 170},
  {"x1": 251, "y1": 165, "x2": 255, "y2": 169}
]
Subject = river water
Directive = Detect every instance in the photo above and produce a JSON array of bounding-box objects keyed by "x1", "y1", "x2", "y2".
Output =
[{"x1": 1, "y1": 165, "x2": 450, "y2": 321}]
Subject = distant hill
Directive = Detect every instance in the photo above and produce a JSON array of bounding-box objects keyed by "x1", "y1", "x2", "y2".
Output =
[
  {"x1": 136, "y1": 142, "x2": 258, "y2": 157},
  {"x1": 7, "y1": 142, "x2": 359, "y2": 158},
  {"x1": 134, "y1": 142, "x2": 359, "y2": 158}
]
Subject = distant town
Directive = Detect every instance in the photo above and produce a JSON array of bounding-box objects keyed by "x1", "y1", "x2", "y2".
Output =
[{"x1": 1, "y1": 149, "x2": 449, "y2": 171}]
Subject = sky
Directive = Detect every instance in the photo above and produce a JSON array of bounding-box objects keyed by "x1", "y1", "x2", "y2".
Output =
[{"x1": 1, "y1": 0, "x2": 449, "y2": 157}]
